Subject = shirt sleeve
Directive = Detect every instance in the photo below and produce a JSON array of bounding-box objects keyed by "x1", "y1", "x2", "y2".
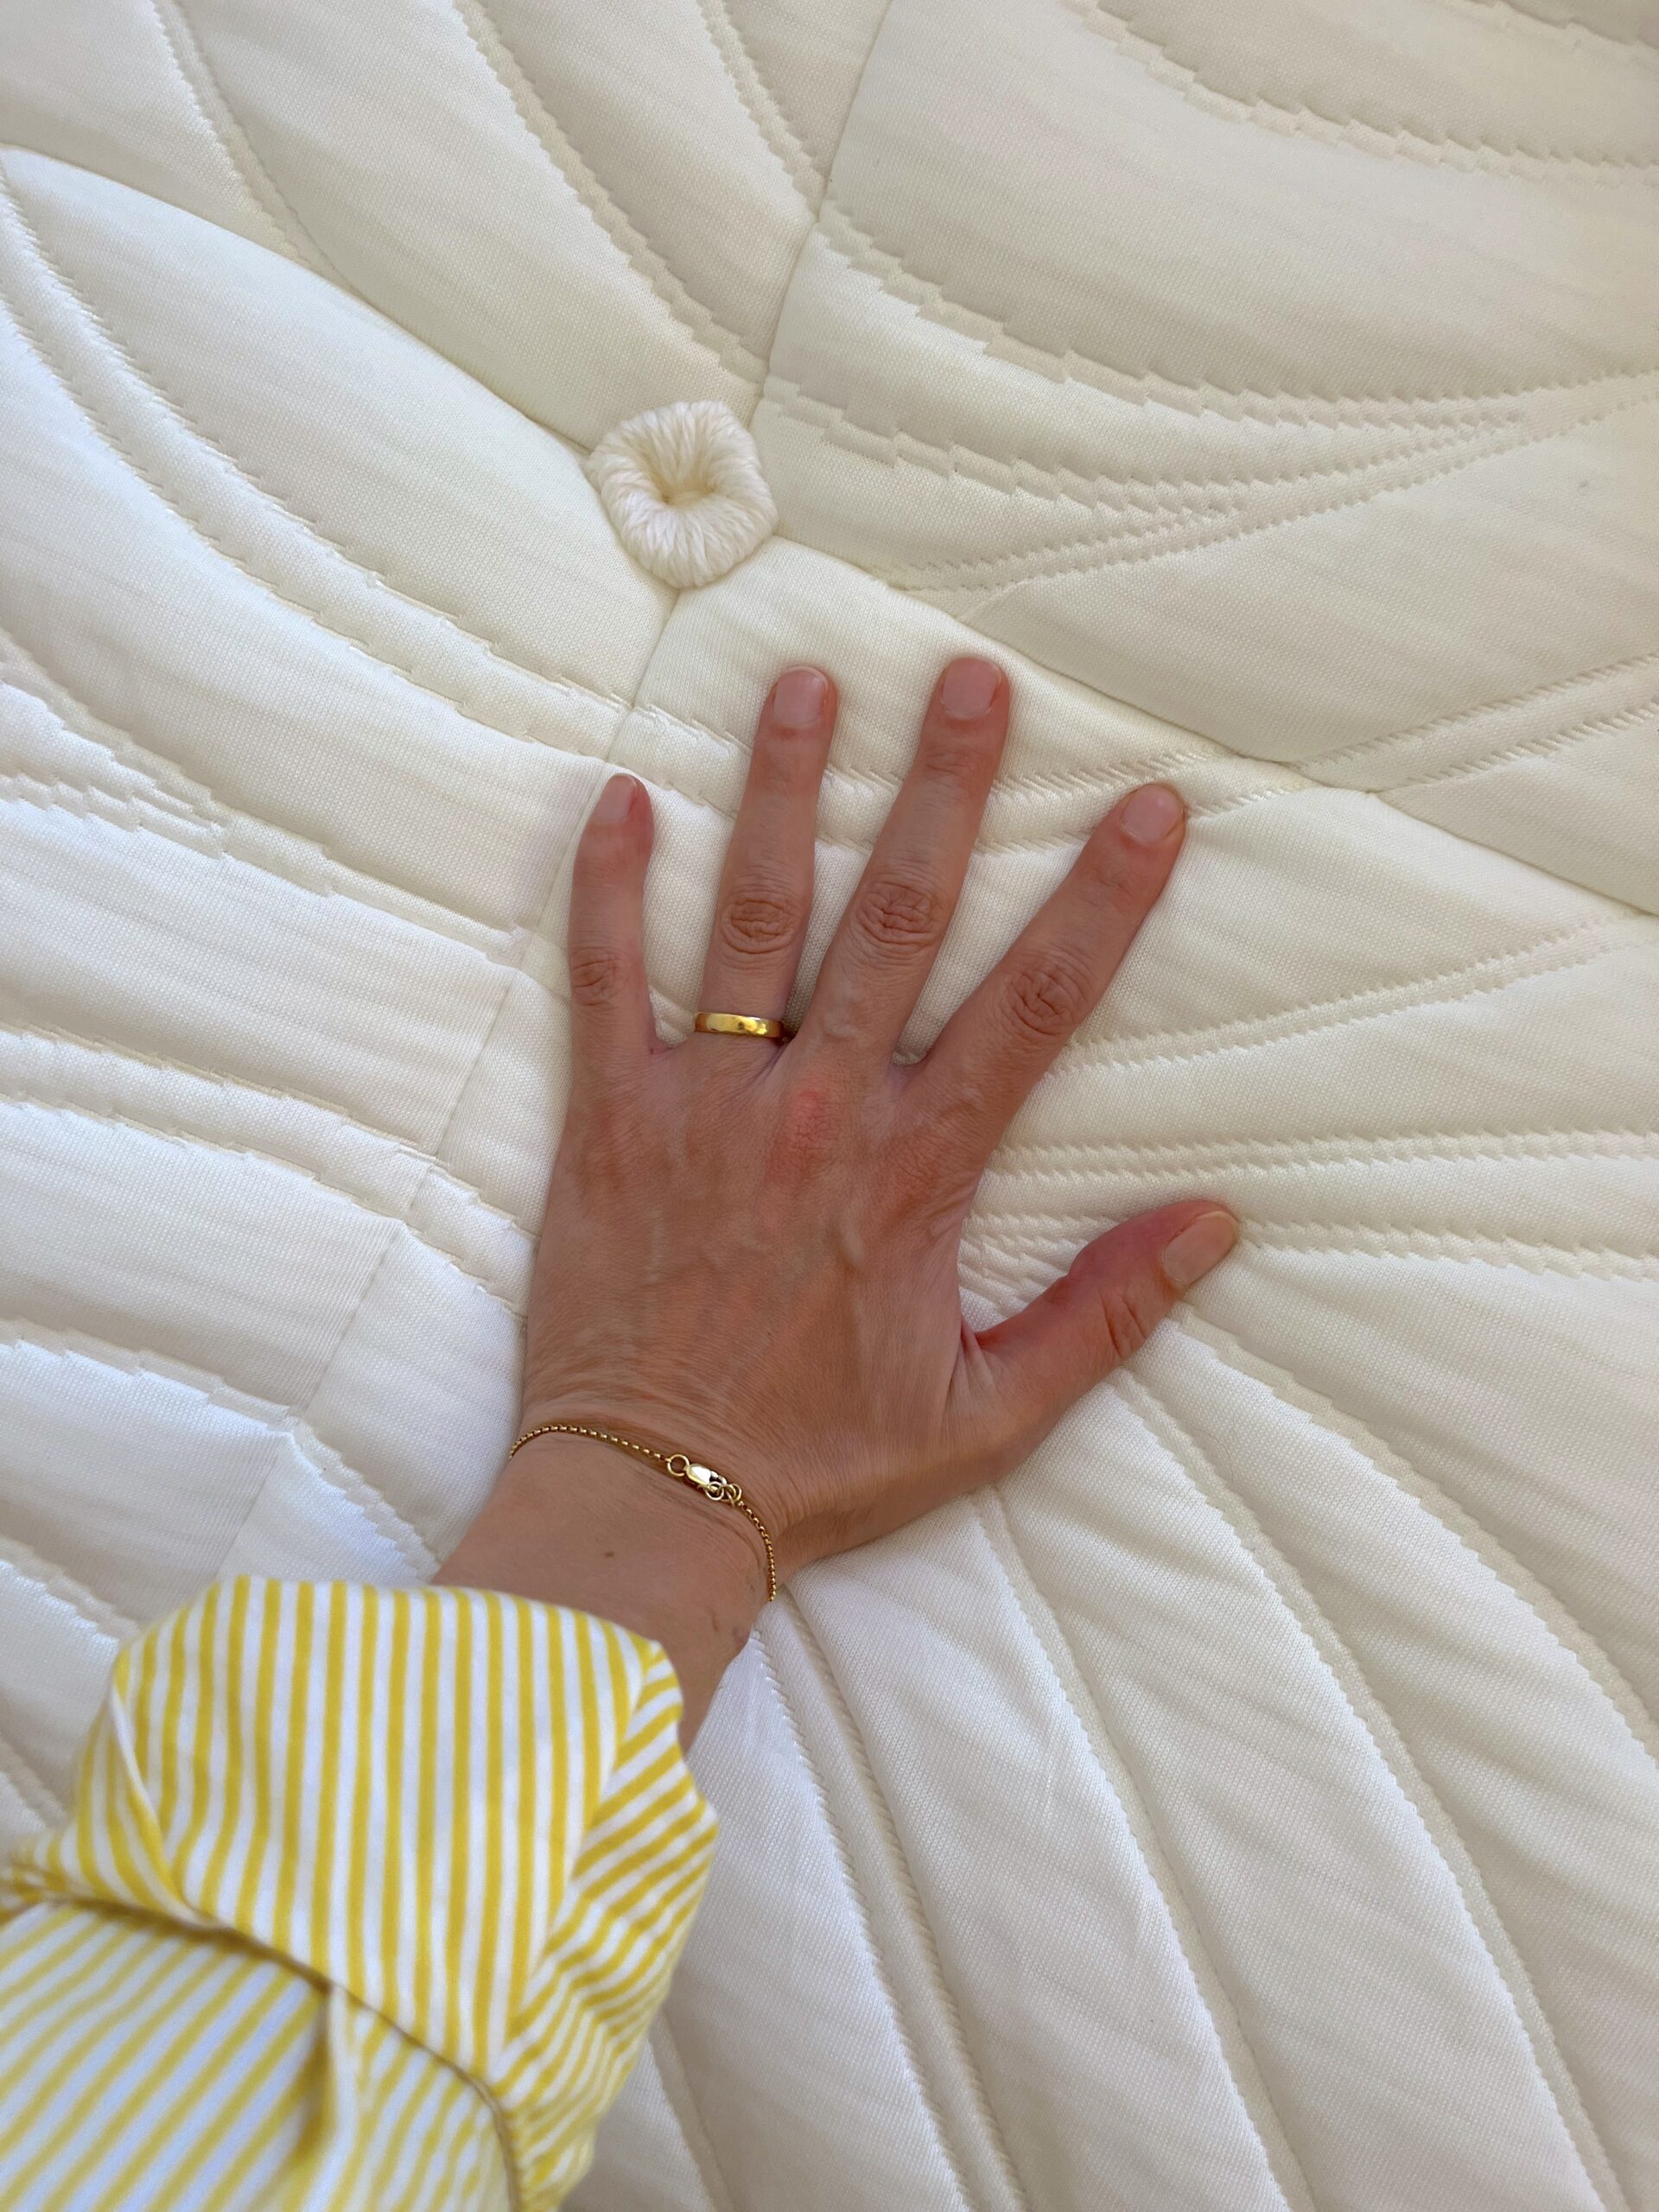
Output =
[{"x1": 0, "y1": 1579, "x2": 718, "y2": 2212}]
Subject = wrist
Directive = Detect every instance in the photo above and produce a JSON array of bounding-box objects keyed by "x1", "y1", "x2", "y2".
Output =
[{"x1": 435, "y1": 1429, "x2": 766, "y2": 1737}]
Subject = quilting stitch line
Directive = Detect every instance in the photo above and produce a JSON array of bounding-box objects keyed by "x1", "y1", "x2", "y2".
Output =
[
  {"x1": 0, "y1": 1722, "x2": 62, "y2": 1829},
  {"x1": 966, "y1": 1214, "x2": 1659, "y2": 1282},
  {"x1": 1123, "y1": 1373, "x2": 1630, "y2": 2212},
  {"x1": 748, "y1": 1624, "x2": 980, "y2": 2212},
  {"x1": 0, "y1": 1534, "x2": 135, "y2": 1643},
  {"x1": 550, "y1": 747, "x2": 1291, "y2": 863},
  {"x1": 1245, "y1": 1223, "x2": 1659, "y2": 1274},
  {"x1": 0, "y1": 162, "x2": 632, "y2": 731},
  {"x1": 245, "y1": 866, "x2": 580, "y2": 1578},
  {"x1": 0, "y1": 1095, "x2": 530, "y2": 1310},
  {"x1": 1064, "y1": 0, "x2": 1657, "y2": 175},
  {"x1": 0, "y1": 1026, "x2": 531, "y2": 1235},
  {"x1": 812, "y1": 203, "x2": 1655, "y2": 419},
  {"x1": 880, "y1": 418, "x2": 1505, "y2": 591},
  {"x1": 2, "y1": 722, "x2": 202, "y2": 845},
  {"x1": 1385, "y1": 698, "x2": 1656, "y2": 796},
  {"x1": 0, "y1": 299, "x2": 604, "y2": 784},
  {"x1": 766, "y1": 375, "x2": 1497, "y2": 514},
  {"x1": 642, "y1": 2023, "x2": 734, "y2": 2212},
  {"x1": 0, "y1": 130, "x2": 711, "y2": 484},
  {"x1": 0, "y1": 761, "x2": 525, "y2": 953},
  {"x1": 1473, "y1": 0, "x2": 1659, "y2": 53},
  {"x1": 149, "y1": 0, "x2": 350, "y2": 285},
  {"x1": 0, "y1": 216, "x2": 649, "y2": 808},
  {"x1": 1062, "y1": 915, "x2": 1648, "y2": 1073},
  {"x1": 994, "y1": 1125, "x2": 1658, "y2": 1176},
  {"x1": 1, "y1": 645, "x2": 215, "y2": 828},
  {"x1": 0, "y1": 26, "x2": 1654, "y2": 2202},
  {"x1": 448, "y1": 0, "x2": 764, "y2": 379},
  {"x1": 16, "y1": 831, "x2": 1637, "y2": 1292},
  {"x1": 972, "y1": 1491, "x2": 1313, "y2": 2212},
  {"x1": 19, "y1": 765, "x2": 1637, "y2": 1221},
  {"x1": 742, "y1": 0, "x2": 898, "y2": 391},
  {"x1": 630, "y1": 698, "x2": 1258, "y2": 826},
  {"x1": 1300, "y1": 643, "x2": 1659, "y2": 772},
  {"x1": 1171, "y1": 1312, "x2": 1659, "y2": 1766},
  {"x1": 867, "y1": 772, "x2": 1290, "y2": 858},
  {"x1": 692, "y1": 0, "x2": 822, "y2": 200},
  {"x1": 770, "y1": 1600, "x2": 1027, "y2": 2212},
  {"x1": 1365, "y1": 785, "x2": 1656, "y2": 919},
  {"x1": 954, "y1": 381, "x2": 1659, "y2": 600},
  {"x1": 0, "y1": 1322, "x2": 434, "y2": 1576}
]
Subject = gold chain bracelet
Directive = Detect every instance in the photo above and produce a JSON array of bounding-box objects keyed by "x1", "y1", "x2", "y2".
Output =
[{"x1": 509, "y1": 1421, "x2": 778, "y2": 1602}]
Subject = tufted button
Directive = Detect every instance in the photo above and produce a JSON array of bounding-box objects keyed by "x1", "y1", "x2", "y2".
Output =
[{"x1": 583, "y1": 399, "x2": 777, "y2": 588}]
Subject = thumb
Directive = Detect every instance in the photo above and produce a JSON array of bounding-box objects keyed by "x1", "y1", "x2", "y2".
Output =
[{"x1": 972, "y1": 1201, "x2": 1236, "y2": 1431}]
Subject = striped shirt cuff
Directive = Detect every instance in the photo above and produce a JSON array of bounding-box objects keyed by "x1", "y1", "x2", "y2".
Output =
[{"x1": 3, "y1": 1580, "x2": 718, "y2": 2209}]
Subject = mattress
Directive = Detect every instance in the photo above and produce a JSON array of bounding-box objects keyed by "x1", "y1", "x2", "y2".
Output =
[{"x1": 2, "y1": 2, "x2": 1656, "y2": 2204}]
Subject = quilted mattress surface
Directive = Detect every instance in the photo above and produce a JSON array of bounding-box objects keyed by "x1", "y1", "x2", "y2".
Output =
[{"x1": 3, "y1": 3, "x2": 1658, "y2": 2206}]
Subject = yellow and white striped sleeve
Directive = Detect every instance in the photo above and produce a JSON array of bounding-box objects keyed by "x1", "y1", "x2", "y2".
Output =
[{"x1": 0, "y1": 1580, "x2": 718, "y2": 2211}]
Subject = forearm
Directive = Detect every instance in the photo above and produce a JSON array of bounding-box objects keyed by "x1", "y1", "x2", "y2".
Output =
[{"x1": 435, "y1": 1431, "x2": 768, "y2": 1737}]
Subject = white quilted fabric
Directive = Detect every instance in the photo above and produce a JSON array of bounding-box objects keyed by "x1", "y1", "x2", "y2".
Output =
[{"x1": 2, "y1": 3, "x2": 1656, "y2": 2206}]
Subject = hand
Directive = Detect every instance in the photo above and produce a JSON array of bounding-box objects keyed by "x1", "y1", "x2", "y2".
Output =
[{"x1": 439, "y1": 659, "x2": 1236, "y2": 1729}]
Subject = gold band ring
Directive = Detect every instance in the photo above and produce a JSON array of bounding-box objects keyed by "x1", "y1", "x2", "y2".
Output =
[{"x1": 694, "y1": 1010, "x2": 790, "y2": 1041}]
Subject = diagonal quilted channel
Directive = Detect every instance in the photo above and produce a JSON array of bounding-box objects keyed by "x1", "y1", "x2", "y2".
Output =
[{"x1": 2, "y1": 3, "x2": 1657, "y2": 2209}]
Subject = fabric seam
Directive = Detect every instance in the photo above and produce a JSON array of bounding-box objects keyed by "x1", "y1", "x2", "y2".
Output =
[
  {"x1": 749, "y1": 1621, "x2": 983, "y2": 2212},
  {"x1": 974, "y1": 1490, "x2": 1313, "y2": 2212},
  {"x1": 1122, "y1": 1374, "x2": 1629, "y2": 2212},
  {"x1": 1064, "y1": 0, "x2": 1657, "y2": 175}
]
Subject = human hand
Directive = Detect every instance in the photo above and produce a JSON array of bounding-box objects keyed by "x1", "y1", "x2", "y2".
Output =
[{"x1": 440, "y1": 659, "x2": 1235, "y2": 1726}]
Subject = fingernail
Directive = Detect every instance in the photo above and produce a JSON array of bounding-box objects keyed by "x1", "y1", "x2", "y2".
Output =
[
  {"x1": 593, "y1": 773, "x2": 638, "y2": 824},
  {"x1": 1160, "y1": 1210, "x2": 1237, "y2": 1290},
  {"x1": 772, "y1": 665, "x2": 830, "y2": 728},
  {"x1": 939, "y1": 657, "x2": 1001, "y2": 721},
  {"x1": 1119, "y1": 784, "x2": 1185, "y2": 847}
]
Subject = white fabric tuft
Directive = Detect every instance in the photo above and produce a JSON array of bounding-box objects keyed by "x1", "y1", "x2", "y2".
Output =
[{"x1": 584, "y1": 401, "x2": 777, "y2": 588}]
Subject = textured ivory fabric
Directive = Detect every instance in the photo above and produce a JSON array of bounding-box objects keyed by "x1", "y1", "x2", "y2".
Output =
[{"x1": 0, "y1": 3, "x2": 1656, "y2": 2209}]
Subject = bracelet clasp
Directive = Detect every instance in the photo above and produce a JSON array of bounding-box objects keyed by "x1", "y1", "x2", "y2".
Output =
[{"x1": 669, "y1": 1452, "x2": 732, "y2": 1502}]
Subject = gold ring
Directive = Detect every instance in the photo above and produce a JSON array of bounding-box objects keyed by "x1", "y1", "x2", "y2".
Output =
[{"x1": 694, "y1": 1010, "x2": 790, "y2": 1041}]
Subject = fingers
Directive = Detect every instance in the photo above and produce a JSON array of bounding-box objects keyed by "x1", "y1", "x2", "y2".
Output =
[
  {"x1": 567, "y1": 772, "x2": 658, "y2": 1084},
  {"x1": 909, "y1": 781, "x2": 1186, "y2": 1158},
  {"x1": 698, "y1": 665, "x2": 838, "y2": 1027},
  {"x1": 798, "y1": 658, "x2": 1009, "y2": 1065},
  {"x1": 972, "y1": 1201, "x2": 1236, "y2": 1433}
]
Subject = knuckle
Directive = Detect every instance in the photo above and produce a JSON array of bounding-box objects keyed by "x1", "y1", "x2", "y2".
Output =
[
  {"x1": 922, "y1": 726, "x2": 999, "y2": 790},
  {"x1": 879, "y1": 1123, "x2": 937, "y2": 1211},
  {"x1": 718, "y1": 882, "x2": 801, "y2": 959},
  {"x1": 1074, "y1": 831, "x2": 1150, "y2": 918},
  {"x1": 567, "y1": 1096, "x2": 638, "y2": 1181},
  {"x1": 881, "y1": 1126, "x2": 972, "y2": 1228},
  {"x1": 1002, "y1": 949, "x2": 1094, "y2": 1044},
  {"x1": 1094, "y1": 1280, "x2": 1155, "y2": 1366},
  {"x1": 904, "y1": 1077, "x2": 995, "y2": 1179},
  {"x1": 766, "y1": 1075, "x2": 845, "y2": 1185},
  {"x1": 581, "y1": 814, "x2": 633, "y2": 868},
  {"x1": 756, "y1": 718, "x2": 827, "y2": 783},
  {"x1": 1072, "y1": 831, "x2": 1128, "y2": 895},
  {"x1": 568, "y1": 945, "x2": 629, "y2": 1010},
  {"x1": 854, "y1": 872, "x2": 947, "y2": 959}
]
